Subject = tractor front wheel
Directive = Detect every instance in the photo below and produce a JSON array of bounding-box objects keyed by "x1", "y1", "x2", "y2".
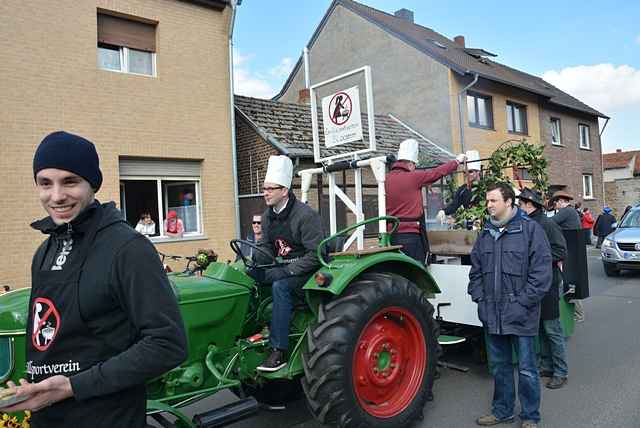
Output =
[{"x1": 302, "y1": 272, "x2": 437, "y2": 428}]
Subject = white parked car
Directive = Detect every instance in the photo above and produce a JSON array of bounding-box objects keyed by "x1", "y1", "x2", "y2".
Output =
[{"x1": 601, "y1": 206, "x2": 640, "y2": 276}]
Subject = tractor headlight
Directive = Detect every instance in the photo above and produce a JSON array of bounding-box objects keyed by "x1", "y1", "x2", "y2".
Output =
[
  {"x1": 603, "y1": 239, "x2": 614, "y2": 249},
  {"x1": 0, "y1": 337, "x2": 14, "y2": 383}
]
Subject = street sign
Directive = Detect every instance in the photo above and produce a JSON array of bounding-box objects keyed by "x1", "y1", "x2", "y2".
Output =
[
  {"x1": 310, "y1": 65, "x2": 376, "y2": 163},
  {"x1": 321, "y1": 86, "x2": 363, "y2": 148}
]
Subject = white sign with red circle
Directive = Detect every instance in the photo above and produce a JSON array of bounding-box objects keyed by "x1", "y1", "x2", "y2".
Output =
[
  {"x1": 32, "y1": 297, "x2": 61, "y2": 352},
  {"x1": 321, "y1": 86, "x2": 363, "y2": 148}
]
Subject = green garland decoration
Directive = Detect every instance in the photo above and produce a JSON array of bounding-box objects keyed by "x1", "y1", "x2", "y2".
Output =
[{"x1": 452, "y1": 139, "x2": 549, "y2": 228}]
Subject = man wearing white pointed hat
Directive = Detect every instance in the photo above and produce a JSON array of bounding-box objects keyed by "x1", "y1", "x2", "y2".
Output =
[
  {"x1": 250, "y1": 155, "x2": 325, "y2": 372},
  {"x1": 438, "y1": 149, "x2": 482, "y2": 225},
  {"x1": 386, "y1": 138, "x2": 466, "y2": 264}
]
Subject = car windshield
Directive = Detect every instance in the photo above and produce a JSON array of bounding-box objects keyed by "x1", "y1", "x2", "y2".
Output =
[{"x1": 619, "y1": 210, "x2": 640, "y2": 228}]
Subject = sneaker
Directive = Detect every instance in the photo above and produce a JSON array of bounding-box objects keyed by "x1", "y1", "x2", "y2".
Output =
[
  {"x1": 476, "y1": 414, "x2": 515, "y2": 426},
  {"x1": 521, "y1": 421, "x2": 538, "y2": 428},
  {"x1": 257, "y1": 348, "x2": 287, "y2": 372},
  {"x1": 546, "y1": 376, "x2": 568, "y2": 389}
]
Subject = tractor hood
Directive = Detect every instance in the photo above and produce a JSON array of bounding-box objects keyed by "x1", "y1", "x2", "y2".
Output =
[{"x1": 0, "y1": 288, "x2": 30, "y2": 335}]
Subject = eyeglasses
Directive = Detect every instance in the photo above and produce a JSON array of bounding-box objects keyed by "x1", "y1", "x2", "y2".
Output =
[
  {"x1": 262, "y1": 186, "x2": 284, "y2": 192},
  {"x1": 252, "y1": 221, "x2": 261, "y2": 224}
]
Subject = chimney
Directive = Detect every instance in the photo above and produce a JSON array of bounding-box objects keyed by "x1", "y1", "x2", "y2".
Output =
[
  {"x1": 616, "y1": 148, "x2": 622, "y2": 153},
  {"x1": 454, "y1": 35, "x2": 465, "y2": 47},
  {"x1": 394, "y1": 8, "x2": 414, "y2": 23},
  {"x1": 298, "y1": 88, "x2": 310, "y2": 105}
]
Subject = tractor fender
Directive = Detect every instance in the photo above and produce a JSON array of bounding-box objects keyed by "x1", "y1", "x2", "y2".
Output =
[{"x1": 303, "y1": 251, "x2": 441, "y2": 314}]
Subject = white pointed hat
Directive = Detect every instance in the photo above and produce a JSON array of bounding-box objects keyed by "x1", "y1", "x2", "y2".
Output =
[
  {"x1": 397, "y1": 138, "x2": 419, "y2": 163},
  {"x1": 264, "y1": 155, "x2": 293, "y2": 188},
  {"x1": 466, "y1": 150, "x2": 481, "y2": 171}
]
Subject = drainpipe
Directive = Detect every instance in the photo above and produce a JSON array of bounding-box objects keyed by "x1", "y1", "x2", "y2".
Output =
[
  {"x1": 228, "y1": 0, "x2": 241, "y2": 238},
  {"x1": 457, "y1": 73, "x2": 479, "y2": 154},
  {"x1": 599, "y1": 117, "x2": 610, "y2": 205},
  {"x1": 303, "y1": 47, "x2": 310, "y2": 88}
]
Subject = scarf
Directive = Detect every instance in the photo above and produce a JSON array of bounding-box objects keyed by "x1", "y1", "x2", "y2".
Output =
[{"x1": 489, "y1": 206, "x2": 518, "y2": 229}]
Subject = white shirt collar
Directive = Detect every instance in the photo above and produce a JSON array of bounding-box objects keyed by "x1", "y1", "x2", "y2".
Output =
[{"x1": 273, "y1": 197, "x2": 290, "y2": 214}]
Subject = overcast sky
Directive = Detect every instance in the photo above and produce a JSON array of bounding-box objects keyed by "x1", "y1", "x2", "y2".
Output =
[{"x1": 233, "y1": 0, "x2": 640, "y2": 153}]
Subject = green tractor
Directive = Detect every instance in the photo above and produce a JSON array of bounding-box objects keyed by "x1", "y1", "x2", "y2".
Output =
[{"x1": 0, "y1": 216, "x2": 441, "y2": 428}]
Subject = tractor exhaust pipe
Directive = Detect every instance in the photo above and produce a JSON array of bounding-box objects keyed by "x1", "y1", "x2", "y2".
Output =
[{"x1": 193, "y1": 397, "x2": 259, "y2": 428}]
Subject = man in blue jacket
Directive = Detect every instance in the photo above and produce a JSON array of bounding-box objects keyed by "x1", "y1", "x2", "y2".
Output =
[{"x1": 468, "y1": 183, "x2": 552, "y2": 428}]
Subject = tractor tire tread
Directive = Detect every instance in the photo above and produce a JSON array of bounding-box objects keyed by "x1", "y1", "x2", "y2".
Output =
[{"x1": 302, "y1": 272, "x2": 438, "y2": 428}]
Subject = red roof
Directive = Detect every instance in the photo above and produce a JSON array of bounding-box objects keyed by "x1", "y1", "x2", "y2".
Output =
[{"x1": 603, "y1": 150, "x2": 640, "y2": 175}]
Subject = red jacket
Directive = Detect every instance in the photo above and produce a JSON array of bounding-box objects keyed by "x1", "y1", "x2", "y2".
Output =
[
  {"x1": 385, "y1": 160, "x2": 459, "y2": 234},
  {"x1": 581, "y1": 211, "x2": 595, "y2": 229}
]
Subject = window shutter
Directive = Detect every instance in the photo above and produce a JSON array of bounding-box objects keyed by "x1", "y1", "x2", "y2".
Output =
[
  {"x1": 119, "y1": 159, "x2": 201, "y2": 177},
  {"x1": 98, "y1": 13, "x2": 156, "y2": 52}
]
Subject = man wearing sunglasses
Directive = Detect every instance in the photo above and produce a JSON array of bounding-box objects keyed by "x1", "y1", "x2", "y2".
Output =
[
  {"x1": 250, "y1": 156, "x2": 324, "y2": 372},
  {"x1": 236, "y1": 214, "x2": 263, "y2": 261}
]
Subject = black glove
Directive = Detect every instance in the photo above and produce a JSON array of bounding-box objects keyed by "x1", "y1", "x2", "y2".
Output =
[
  {"x1": 264, "y1": 267, "x2": 290, "y2": 283},
  {"x1": 246, "y1": 268, "x2": 265, "y2": 283}
]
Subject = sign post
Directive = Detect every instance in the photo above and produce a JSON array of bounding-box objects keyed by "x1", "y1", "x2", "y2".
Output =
[{"x1": 304, "y1": 66, "x2": 381, "y2": 250}]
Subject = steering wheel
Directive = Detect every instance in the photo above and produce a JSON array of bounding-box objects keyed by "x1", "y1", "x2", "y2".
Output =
[{"x1": 230, "y1": 239, "x2": 278, "y2": 269}]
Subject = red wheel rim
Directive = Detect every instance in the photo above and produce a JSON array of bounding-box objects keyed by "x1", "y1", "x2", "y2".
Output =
[{"x1": 352, "y1": 306, "x2": 427, "y2": 418}]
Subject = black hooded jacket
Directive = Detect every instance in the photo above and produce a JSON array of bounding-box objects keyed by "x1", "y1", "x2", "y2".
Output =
[{"x1": 31, "y1": 201, "x2": 187, "y2": 406}]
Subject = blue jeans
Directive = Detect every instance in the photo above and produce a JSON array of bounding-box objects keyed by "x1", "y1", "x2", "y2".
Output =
[
  {"x1": 270, "y1": 275, "x2": 308, "y2": 350},
  {"x1": 540, "y1": 318, "x2": 568, "y2": 377},
  {"x1": 486, "y1": 334, "x2": 541, "y2": 422}
]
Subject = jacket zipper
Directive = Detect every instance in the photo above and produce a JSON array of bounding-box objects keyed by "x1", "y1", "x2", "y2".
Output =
[{"x1": 494, "y1": 233, "x2": 502, "y2": 335}]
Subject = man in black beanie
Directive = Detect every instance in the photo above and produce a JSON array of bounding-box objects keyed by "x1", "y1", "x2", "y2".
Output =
[{"x1": 1, "y1": 131, "x2": 187, "y2": 428}]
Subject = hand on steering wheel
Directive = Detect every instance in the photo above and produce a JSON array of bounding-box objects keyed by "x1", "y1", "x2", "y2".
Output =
[{"x1": 229, "y1": 239, "x2": 277, "y2": 270}]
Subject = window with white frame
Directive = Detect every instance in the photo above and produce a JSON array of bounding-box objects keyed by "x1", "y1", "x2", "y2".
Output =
[
  {"x1": 550, "y1": 117, "x2": 562, "y2": 145},
  {"x1": 119, "y1": 159, "x2": 203, "y2": 240},
  {"x1": 579, "y1": 124, "x2": 590, "y2": 149},
  {"x1": 582, "y1": 174, "x2": 593, "y2": 199},
  {"x1": 97, "y1": 12, "x2": 156, "y2": 76},
  {"x1": 506, "y1": 101, "x2": 528, "y2": 134}
]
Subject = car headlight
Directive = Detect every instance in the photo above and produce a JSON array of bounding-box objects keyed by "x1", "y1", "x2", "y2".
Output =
[{"x1": 603, "y1": 239, "x2": 614, "y2": 248}]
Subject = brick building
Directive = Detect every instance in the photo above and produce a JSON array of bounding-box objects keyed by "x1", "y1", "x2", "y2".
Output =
[
  {"x1": 275, "y1": 0, "x2": 609, "y2": 211},
  {"x1": 603, "y1": 150, "x2": 640, "y2": 217},
  {"x1": 1, "y1": 0, "x2": 238, "y2": 288},
  {"x1": 234, "y1": 94, "x2": 454, "y2": 236}
]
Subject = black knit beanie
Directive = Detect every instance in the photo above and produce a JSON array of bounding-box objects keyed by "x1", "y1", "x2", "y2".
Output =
[{"x1": 33, "y1": 131, "x2": 103, "y2": 192}]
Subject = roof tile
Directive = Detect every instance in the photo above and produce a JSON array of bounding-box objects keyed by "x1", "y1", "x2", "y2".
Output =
[{"x1": 235, "y1": 95, "x2": 454, "y2": 164}]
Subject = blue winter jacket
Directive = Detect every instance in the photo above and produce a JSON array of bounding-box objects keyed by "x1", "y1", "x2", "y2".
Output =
[{"x1": 468, "y1": 209, "x2": 552, "y2": 336}]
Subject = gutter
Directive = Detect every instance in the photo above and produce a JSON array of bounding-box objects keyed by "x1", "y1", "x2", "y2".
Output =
[
  {"x1": 457, "y1": 73, "x2": 479, "y2": 153},
  {"x1": 599, "y1": 117, "x2": 610, "y2": 205},
  {"x1": 228, "y1": 0, "x2": 240, "y2": 239}
]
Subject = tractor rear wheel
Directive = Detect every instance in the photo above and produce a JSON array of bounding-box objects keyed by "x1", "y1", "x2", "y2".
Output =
[{"x1": 302, "y1": 272, "x2": 438, "y2": 428}]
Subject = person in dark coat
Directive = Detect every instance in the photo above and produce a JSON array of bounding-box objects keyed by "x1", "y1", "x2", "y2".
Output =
[
  {"x1": 251, "y1": 156, "x2": 325, "y2": 373},
  {"x1": 593, "y1": 207, "x2": 617, "y2": 248},
  {"x1": 385, "y1": 138, "x2": 464, "y2": 264},
  {"x1": 550, "y1": 190, "x2": 587, "y2": 322},
  {"x1": 550, "y1": 191, "x2": 581, "y2": 230},
  {"x1": 469, "y1": 182, "x2": 552, "y2": 428},
  {"x1": 518, "y1": 188, "x2": 569, "y2": 390},
  {"x1": 2, "y1": 132, "x2": 187, "y2": 428}
]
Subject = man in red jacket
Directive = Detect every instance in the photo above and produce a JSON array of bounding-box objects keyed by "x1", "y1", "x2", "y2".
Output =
[
  {"x1": 385, "y1": 139, "x2": 465, "y2": 263},
  {"x1": 581, "y1": 207, "x2": 595, "y2": 245}
]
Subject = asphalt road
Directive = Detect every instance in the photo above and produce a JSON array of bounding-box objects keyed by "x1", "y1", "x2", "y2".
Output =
[{"x1": 156, "y1": 247, "x2": 640, "y2": 428}]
